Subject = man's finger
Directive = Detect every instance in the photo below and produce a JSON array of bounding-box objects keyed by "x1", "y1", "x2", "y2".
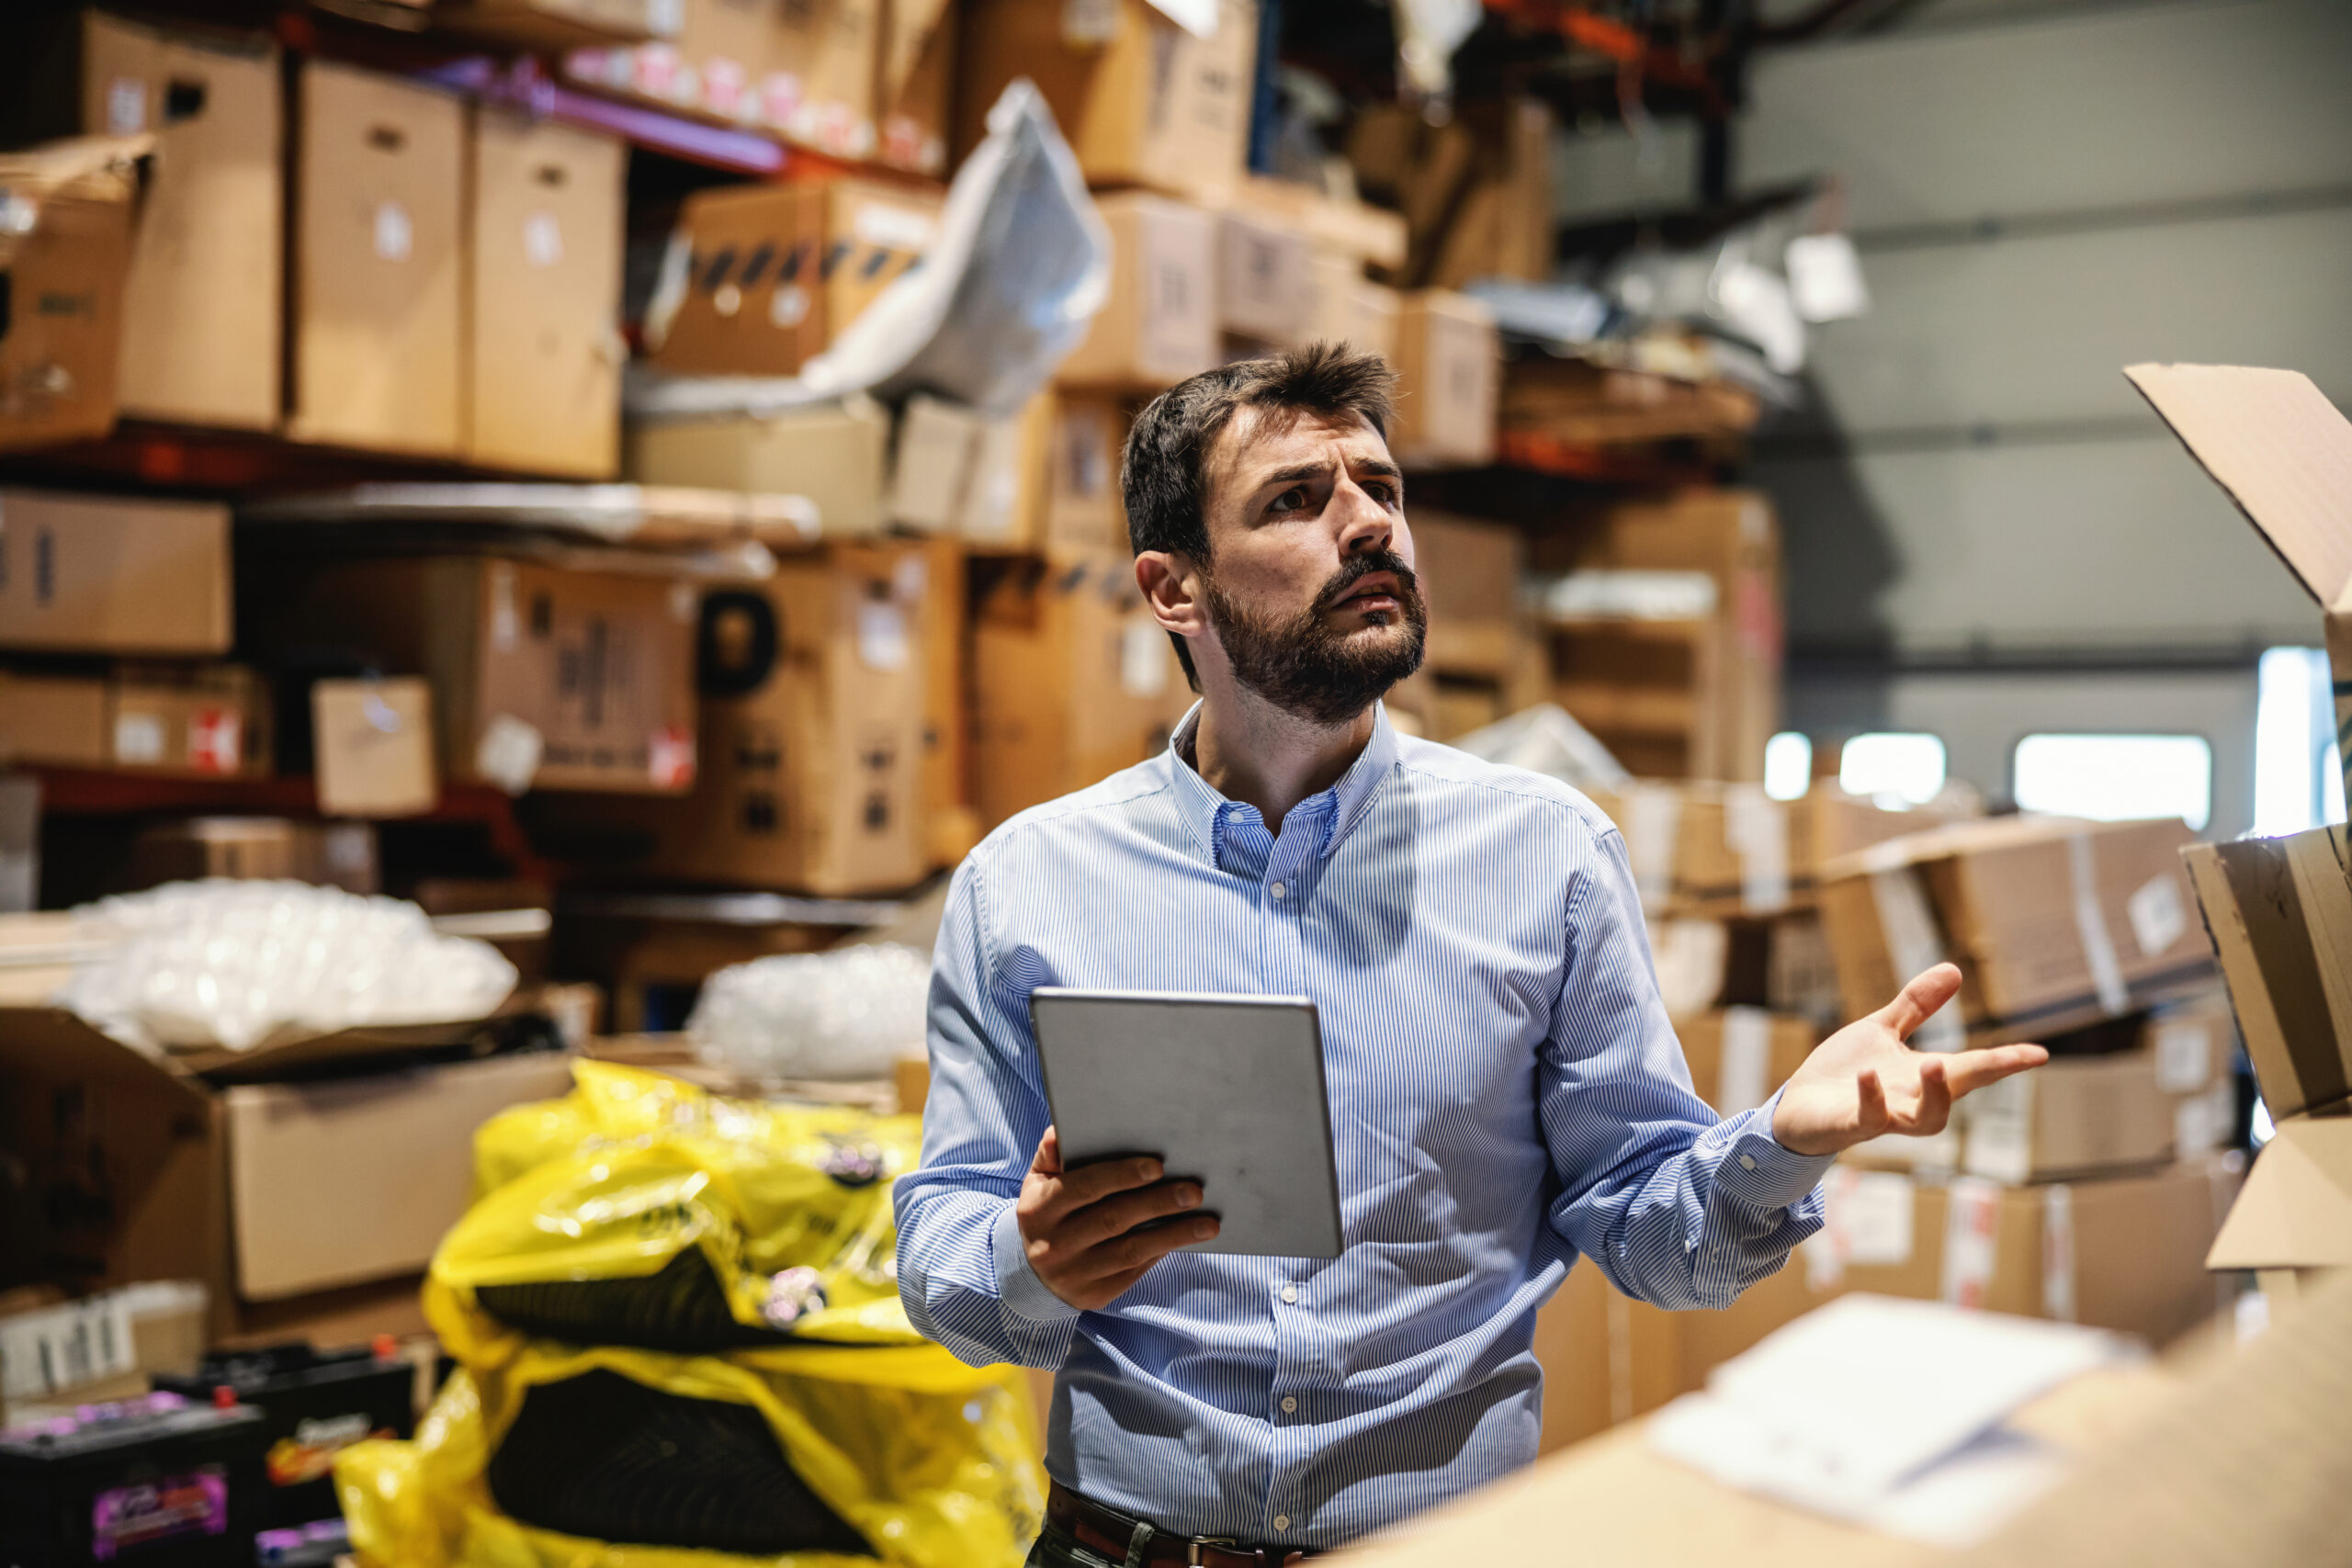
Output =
[
  {"x1": 1069, "y1": 1180, "x2": 1204, "y2": 1247},
  {"x1": 1855, "y1": 1066, "x2": 1889, "y2": 1137},
  {"x1": 1907, "y1": 1055, "x2": 1952, "y2": 1134},
  {"x1": 1051, "y1": 1155, "x2": 1168, "y2": 1213},
  {"x1": 1086, "y1": 1213, "x2": 1219, "y2": 1280},
  {"x1": 1939, "y1": 1042, "x2": 2050, "y2": 1099},
  {"x1": 1033, "y1": 1125, "x2": 1064, "y2": 1176},
  {"x1": 1878, "y1": 964, "x2": 1963, "y2": 1041}
]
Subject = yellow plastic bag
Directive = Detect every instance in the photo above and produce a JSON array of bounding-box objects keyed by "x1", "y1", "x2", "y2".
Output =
[
  {"x1": 336, "y1": 1338, "x2": 1043, "y2": 1568},
  {"x1": 438, "y1": 1060, "x2": 922, "y2": 1348}
]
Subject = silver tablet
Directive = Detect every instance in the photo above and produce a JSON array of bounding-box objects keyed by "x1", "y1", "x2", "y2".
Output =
[{"x1": 1028, "y1": 988, "x2": 1345, "y2": 1260}]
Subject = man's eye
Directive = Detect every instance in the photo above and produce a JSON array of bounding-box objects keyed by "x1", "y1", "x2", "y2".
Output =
[
  {"x1": 1365, "y1": 482, "x2": 1396, "y2": 505},
  {"x1": 1269, "y1": 488, "x2": 1307, "y2": 515}
]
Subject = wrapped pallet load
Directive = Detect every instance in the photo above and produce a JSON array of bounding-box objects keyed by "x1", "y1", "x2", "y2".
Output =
[{"x1": 334, "y1": 1060, "x2": 1046, "y2": 1568}]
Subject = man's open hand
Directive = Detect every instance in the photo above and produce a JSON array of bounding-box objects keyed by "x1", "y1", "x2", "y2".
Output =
[
  {"x1": 1016, "y1": 1126, "x2": 1220, "y2": 1312},
  {"x1": 1770, "y1": 964, "x2": 2048, "y2": 1157}
]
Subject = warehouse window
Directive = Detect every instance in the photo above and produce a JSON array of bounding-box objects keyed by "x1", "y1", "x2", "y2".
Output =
[
  {"x1": 2011, "y1": 734, "x2": 2211, "y2": 830},
  {"x1": 1763, "y1": 732, "x2": 1813, "y2": 801},
  {"x1": 1838, "y1": 733, "x2": 1945, "y2": 806},
  {"x1": 2253, "y1": 646, "x2": 2347, "y2": 837}
]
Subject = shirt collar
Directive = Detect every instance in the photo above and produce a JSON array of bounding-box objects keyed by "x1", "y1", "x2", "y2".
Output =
[{"x1": 1166, "y1": 700, "x2": 1399, "y2": 864}]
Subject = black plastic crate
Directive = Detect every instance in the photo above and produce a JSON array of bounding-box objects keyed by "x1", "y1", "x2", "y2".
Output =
[
  {"x1": 0, "y1": 1393, "x2": 268, "y2": 1568},
  {"x1": 153, "y1": 1340, "x2": 414, "y2": 1534}
]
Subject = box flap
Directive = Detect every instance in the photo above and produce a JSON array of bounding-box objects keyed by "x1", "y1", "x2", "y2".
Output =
[
  {"x1": 2208, "y1": 1116, "x2": 2352, "y2": 1270},
  {"x1": 2125, "y1": 364, "x2": 2352, "y2": 613},
  {"x1": 1817, "y1": 811, "x2": 2098, "y2": 881},
  {"x1": 0, "y1": 1009, "x2": 206, "y2": 1104}
]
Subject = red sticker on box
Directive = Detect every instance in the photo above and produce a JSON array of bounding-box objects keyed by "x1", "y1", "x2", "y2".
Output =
[
  {"x1": 650, "y1": 727, "x2": 696, "y2": 789},
  {"x1": 187, "y1": 709, "x2": 243, "y2": 775}
]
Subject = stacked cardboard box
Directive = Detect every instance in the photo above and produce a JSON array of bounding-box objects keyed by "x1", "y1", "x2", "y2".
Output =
[{"x1": 1532, "y1": 490, "x2": 1782, "y2": 781}]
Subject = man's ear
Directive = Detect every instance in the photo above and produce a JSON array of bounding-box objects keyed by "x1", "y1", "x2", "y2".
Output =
[{"x1": 1136, "y1": 552, "x2": 1206, "y2": 641}]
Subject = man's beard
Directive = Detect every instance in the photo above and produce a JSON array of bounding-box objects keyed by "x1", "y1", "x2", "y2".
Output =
[{"x1": 1201, "y1": 550, "x2": 1428, "y2": 727}]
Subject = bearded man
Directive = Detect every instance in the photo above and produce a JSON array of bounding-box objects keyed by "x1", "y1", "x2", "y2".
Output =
[{"x1": 893, "y1": 344, "x2": 2044, "y2": 1565}]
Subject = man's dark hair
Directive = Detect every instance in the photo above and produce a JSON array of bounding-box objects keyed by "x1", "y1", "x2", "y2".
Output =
[{"x1": 1121, "y1": 343, "x2": 1398, "y2": 685}]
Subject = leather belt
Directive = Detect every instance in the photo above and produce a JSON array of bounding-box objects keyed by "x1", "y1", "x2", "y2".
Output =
[{"x1": 1045, "y1": 1483, "x2": 1317, "y2": 1567}]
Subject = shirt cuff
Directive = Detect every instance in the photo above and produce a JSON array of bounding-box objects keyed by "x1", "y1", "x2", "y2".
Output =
[
  {"x1": 1714, "y1": 1086, "x2": 1836, "y2": 1213},
  {"x1": 991, "y1": 1201, "x2": 1083, "y2": 1326}
]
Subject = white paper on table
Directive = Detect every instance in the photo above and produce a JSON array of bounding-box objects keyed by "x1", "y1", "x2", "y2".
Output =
[{"x1": 1647, "y1": 1295, "x2": 2138, "y2": 1544}]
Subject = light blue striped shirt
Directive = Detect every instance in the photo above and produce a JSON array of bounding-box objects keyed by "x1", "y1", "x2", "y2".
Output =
[{"x1": 894, "y1": 703, "x2": 1831, "y2": 1549}]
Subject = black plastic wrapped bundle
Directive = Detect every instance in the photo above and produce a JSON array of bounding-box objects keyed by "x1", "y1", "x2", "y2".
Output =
[{"x1": 476, "y1": 1250, "x2": 797, "y2": 1354}]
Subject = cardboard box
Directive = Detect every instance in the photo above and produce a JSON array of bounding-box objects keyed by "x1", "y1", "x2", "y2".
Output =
[
  {"x1": 769, "y1": 0, "x2": 885, "y2": 159},
  {"x1": 2206, "y1": 1117, "x2": 2352, "y2": 1308},
  {"x1": 0, "y1": 988, "x2": 572, "y2": 1337},
  {"x1": 1238, "y1": 175, "x2": 1408, "y2": 274},
  {"x1": 1960, "y1": 1050, "x2": 2176, "y2": 1184},
  {"x1": 1675, "y1": 1008, "x2": 1816, "y2": 1119},
  {"x1": 2180, "y1": 826, "x2": 2352, "y2": 1123},
  {"x1": 628, "y1": 398, "x2": 891, "y2": 536},
  {"x1": 435, "y1": 0, "x2": 671, "y2": 51},
  {"x1": 2143, "y1": 989, "x2": 2239, "y2": 1158},
  {"x1": 241, "y1": 557, "x2": 697, "y2": 795},
  {"x1": 1217, "y1": 206, "x2": 1316, "y2": 345},
  {"x1": 0, "y1": 673, "x2": 109, "y2": 767},
  {"x1": 108, "y1": 665, "x2": 274, "y2": 779},
  {"x1": 1306, "y1": 251, "x2": 1401, "y2": 363},
  {"x1": 1590, "y1": 783, "x2": 1950, "y2": 920},
  {"x1": 1811, "y1": 1157, "x2": 2239, "y2": 1348},
  {"x1": 1057, "y1": 193, "x2": 1218, "y2": 390},
  {"x1": 226, "y1": 1052, "x2": 576, "y2": 1299},
  {"x1": 1411, "y1": 511, "x2": 1521, "y2": 678},
  {"x1": 887, "y1": 394, "x2": 988, "y2": 533},
  {"x1": 911, "y1": 536, "x2": 978, "y2": 869},
  {"x1": 311, "y1": 677, "x2": 439, "y2": 818},
  {"x1": 1389, "y1": 290, "x2": 1498, "y2": 469},
  {"x1": 876, "y1": 0, "x2": 953, "y2": 175},
  {"x1": 80, "y1": 13, "x2": 282, "y2": 431},
  {"x1": 956, "y1": 0, "x2": 1256, "y2": 209},
  {"x1": 1535, "y1": 489, "x2": 1781, "y2": 781},
  {"x1": 128, "y1": 818, "x2": 379, "y2": 896},
  {"x1": 956, "y1": 391, "x2": 1129, "y2": 553},
  {"x1": 0, "y1": 489, "x2": 231, "y2": 655},
  {"x1": 288, "y1": 62, "x2": 465, "y2": 457},
  {"x1": 2127, "y1": 364, "x2": 2352, "y2": 807},
  {"x1": 553, "y1": 544, "x2": 932, "y2": 894},
  {"x1": 1818, "y1": 816, "x2": 2215, "y2": 1049},
  {"x1": 0, "y1": 137, "x2": 139, "y2": 452},
  {"x1": 467, "y1": 111, "x2": 627, "y2": 479},
  {"x1": 972, "y1": 552, "x2": 1189, "y2": 826}
]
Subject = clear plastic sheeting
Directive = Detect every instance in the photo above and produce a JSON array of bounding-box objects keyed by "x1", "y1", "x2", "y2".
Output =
[
  {"x1": 629, "y1": 81, "x2": 1111, "y2": 423},
  {"x1": 686, "y1": 942, "x2": 931, "y2": 1082},
  {"x1": 1446, "y1": 704, "x2": 1632, "y2": 796},
  {"x1": 58, "y1": 880, "x2": 518, "y2": 1054}
]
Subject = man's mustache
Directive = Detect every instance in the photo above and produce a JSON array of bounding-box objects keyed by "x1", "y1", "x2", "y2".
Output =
[{"x1": 1316, "y1": 551, "x2": 1421, "y2": 614}]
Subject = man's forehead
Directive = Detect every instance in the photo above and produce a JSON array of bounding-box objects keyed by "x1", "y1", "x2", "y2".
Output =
[{"x1": 1210, "y1": 404, "x2": 1390, "y2": 484}]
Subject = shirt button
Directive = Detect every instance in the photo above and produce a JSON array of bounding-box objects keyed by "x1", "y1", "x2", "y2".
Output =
[
  {"x1": 1281, "y1": 1396, "x2": 1297, "y2": 1414},
  {"x1": 1280, "y1": 1285, "x2": 1298, "y2": 1304},
  {"x1": 1273, "y1": 1515, "x2": 1291, "y2": 1532},
  {"x1": 1270, "y1": 882, "x2": 1286, "y2": 899},
  {"x1": 1739, "y1": 1154, "x2": 1758, "y2": 1171}
]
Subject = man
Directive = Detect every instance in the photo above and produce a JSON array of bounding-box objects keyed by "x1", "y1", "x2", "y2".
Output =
[{"x1": 894, "y1": 344, "x2": 2043, "y2": 1564}]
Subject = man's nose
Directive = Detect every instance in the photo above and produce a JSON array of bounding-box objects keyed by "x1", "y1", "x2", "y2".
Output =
[{"x1": 1334, "y1": 484, "x2": 1393, "y2": 556}]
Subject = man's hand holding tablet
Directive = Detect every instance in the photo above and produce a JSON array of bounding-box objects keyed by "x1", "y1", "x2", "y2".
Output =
[{"x1": 1015, "y1": 1126, "x2": 1223, "y2": 1312}]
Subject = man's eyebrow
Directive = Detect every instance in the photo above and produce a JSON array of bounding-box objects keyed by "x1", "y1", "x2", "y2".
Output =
[{"x1": 1250, "y1": 457, "x2": 1405, "y2": 489}]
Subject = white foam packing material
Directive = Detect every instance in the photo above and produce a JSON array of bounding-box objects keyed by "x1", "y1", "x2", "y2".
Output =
[
  {"x1": 58, "y1": 879, "x2": 518, "y2": 1054},
  {"x1": 687, "y1": 942, "x2": 932, "y2": 1081}
]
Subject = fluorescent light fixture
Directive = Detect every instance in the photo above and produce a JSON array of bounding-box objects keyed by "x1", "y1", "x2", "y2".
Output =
[
  {"x1": 2012, "y1": 733, "x2": 2211, "y2": 831},
  {"x1": 1764, "y1": 732, "x2": 1813, "y2": 801},
  {"x1": 1838, "y1": 733, "x2": 1946, "y2": 807}
]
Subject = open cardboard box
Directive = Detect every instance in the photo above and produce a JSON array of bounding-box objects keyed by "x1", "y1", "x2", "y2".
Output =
[
  {"x1": 2126, "y1": 364, "x2": 2352, "y2": 810},
  {"x1": 2207, "y1": 1115, "x2": 2352, "y2": 1309},
  {"x1": 0, "y1": 994, "x2": 576, "y2": 1339}
]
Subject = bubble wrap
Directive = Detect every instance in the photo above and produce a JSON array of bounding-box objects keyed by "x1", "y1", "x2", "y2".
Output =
[
  {"x1": 60, "y1": 879, "x2": 519, "y2": 1054},
  {"x1": 686, "y1": 942, "x2": 930, "y2": 1081}
]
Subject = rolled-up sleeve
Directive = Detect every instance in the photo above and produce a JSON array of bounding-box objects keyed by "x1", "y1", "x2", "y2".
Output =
[
  {"x1": 892, "y1": 853, "x2": 1082, "y2": 1368},
  {"x1": 1538, "y1": 821, "x2": 1831, "y2": 1311}
]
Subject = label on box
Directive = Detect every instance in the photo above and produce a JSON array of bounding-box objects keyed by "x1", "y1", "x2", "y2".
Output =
[
  {"x1": 106, "y1": 77, "x2": 147, "y2": 135},
  {"x1": 856, "y1": 602, "x2": 910, "y2": 671},
  {"x1": 2067, "y1": 833, "x2": 2131, "y2": 1015},
  {"x1": 2041, "y1": 1184, "x2": 2076, "y2": 1322},
  {"x1": 524, "y1": 211, "x2": 564, "y2": 269},
  {"x1": 1870, "y1": 867, "x2": 1962, "y2": 1053},
  {"x1": 490, "y1": 563, "x2": 521, "y2": 652},
  {"x1": 1804, "y1": 1167, "x2": 1914, "y2": 1292},
  {"x1": 93, "y1": 1467, "x2": 230, "y2": 1558},
  {"x1": 1962, "y1": 1073, "x2": 2034, "y2": 1185},
  {"x1": 0, "y1": 1292, "x2": 135, "y2": 1401},
  {"x1": 2152, "y1": 1017, "x2": 2213, "y2": 1093},
  {"x1": 893, "y1": 555, "x2": 929, "y2": 604},
  {"x1": 648, "y1": 726, "x2": 696, "y2": 789},
  {"x1": 1122, "y1": 617, "x2": 1172, "y2": 699},
  {"x1": 2176, "y1": 1081, "x2": 2231, "y2": 1156},
  {"x1": 373, "y1": 200, "x2": 413, "y2": 264},
  {"x1": 769, "y1": 284, "x2": 810, "y2": 328},
  {"x1": 1623, "y1": 784, "x2": 1680, "y2": 912},
  {"x1": 1716, "y1": 1006, "x2": 1773, "y2": 1115},
  {"x1": 113, "y1": 711, "x2": 165, "y2": 764},
  {"x1": 1940, "y1": 1176, "x2": 2002, "y2": 1310},
  {"x1": 2127, "y1": 872, "x2": 2187, "y2": 958},
  {"x1": 476, "y1": 713, "x2": 545, "y2": 795},
  {"x1": 187, "y1": 709, "x2": 243, "y2": 774},
  {"x1": 1725, "y1": 786, "x2": 1791, "y2": 913}
]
